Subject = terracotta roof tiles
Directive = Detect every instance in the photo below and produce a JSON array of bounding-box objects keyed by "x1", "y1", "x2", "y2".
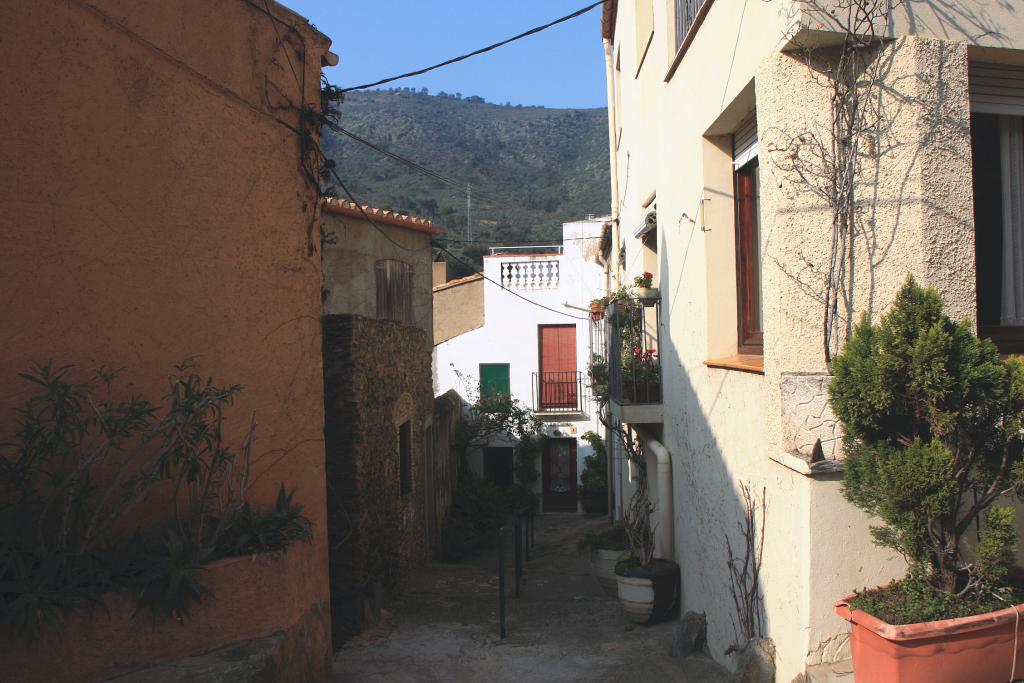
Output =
[{"x1": 322, "y1": 198, "x2": 443, "y2": 236}]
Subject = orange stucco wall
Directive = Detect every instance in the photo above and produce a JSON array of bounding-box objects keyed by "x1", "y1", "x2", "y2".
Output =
[{"x1": 0, "y1": 0, "x2": 333, "y2": 678}]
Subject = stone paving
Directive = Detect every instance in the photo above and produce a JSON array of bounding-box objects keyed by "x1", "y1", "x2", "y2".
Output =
[{"x1": 333, "y1": 513, "x2": 730, "y2": 682}]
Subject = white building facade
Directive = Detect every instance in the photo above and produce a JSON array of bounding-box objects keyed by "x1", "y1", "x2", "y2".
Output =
[{"x1": 434, "y1": 217, "x2": 609, "y2": 512}]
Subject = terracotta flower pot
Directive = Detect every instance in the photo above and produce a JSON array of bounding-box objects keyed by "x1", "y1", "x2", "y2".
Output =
[
  {"x1": 590, "y1": 308, "x2": 605, "y2": 321},
  {"x1": 836, "y1": 594, "x2": 1024, "y2": 683}
]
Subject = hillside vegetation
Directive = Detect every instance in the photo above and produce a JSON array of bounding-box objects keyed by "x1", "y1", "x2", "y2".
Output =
[{"x1": 322, "y1": 89, "x2": 610, "y2": 271}]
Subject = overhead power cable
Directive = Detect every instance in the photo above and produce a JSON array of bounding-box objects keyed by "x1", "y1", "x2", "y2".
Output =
[
  {"x1": 323, "y1": 161, "x2": 591, "y2": 320},
  {"x1": 435, "y1": 246, "x2": 589, "y2": 321},
  {"x1": 322, "y1": 156, "x2": 435, "y2": 254},
  {"x1": 341, "y1": 1, "x2": 604, "y2": 92},
  {"x1": 326, "y1": 123, "x2": 526, "y2": 212}
]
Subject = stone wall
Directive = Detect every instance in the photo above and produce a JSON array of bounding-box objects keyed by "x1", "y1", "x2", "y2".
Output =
[{"x1": 322, "y1": 314, "x2": 434, "y2": 644}]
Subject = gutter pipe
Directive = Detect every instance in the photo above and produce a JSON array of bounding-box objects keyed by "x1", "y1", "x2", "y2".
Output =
[{"x1": 647, "y1": 439, "x2": 674, "y2": 561}]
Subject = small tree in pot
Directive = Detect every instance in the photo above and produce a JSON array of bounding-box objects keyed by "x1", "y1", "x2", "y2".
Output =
[
  {"x1": 830, "y1": 277, "x2": 1024, "y2": 681},
  {"x1": 604, "y1": 420, "x2": 677, "y2": 624}
]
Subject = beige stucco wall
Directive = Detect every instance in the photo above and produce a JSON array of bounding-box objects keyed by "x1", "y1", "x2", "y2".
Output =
[
  {"x1": 605, "y1": 0, "x2": 1011, "y2": 678},
  {"x1": 321, "y1": 214, "x2": 435, "y2": 338},
  {"x1": 433, "y1": 275, "x2": 485, "y2": 345}
]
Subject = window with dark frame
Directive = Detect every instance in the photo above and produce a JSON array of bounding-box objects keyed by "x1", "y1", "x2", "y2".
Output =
[
  {"x1": 375, "y1": 259, "x2": 414, "y2": 325},
  {"x1": 971, "y1": 111, "x2": 1024, "y2": 353},
  {"x1": 634, "y1": 0, "x2": 654, "y2": 73},
  {"x1": 399, "y1": 420, "x2": 411, "y2": 496},
  {"x1": 734, "y1": 157, "x2": 763, "y2": 354},
  {"x1": 675, "y1": 0, "x2": 710, "y2": 52}
]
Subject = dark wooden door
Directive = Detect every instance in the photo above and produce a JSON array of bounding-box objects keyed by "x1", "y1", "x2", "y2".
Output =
[
  {"x1": 542, "y1": 438, "x2": 578, "y2": 511},
  {"x1": 483, "y1": 446, "x2": 514, "y2": 487},
  {"x1": 538, "y1": 324, "x2": 577, "y2": 409}
]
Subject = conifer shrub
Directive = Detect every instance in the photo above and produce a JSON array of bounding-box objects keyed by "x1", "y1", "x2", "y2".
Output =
[
  {"x1": 829, "y1": 277, "x2": 1024, "y2": 622},
  {"x1": 578, "y1": 431, "x2": 608, "y2": 515}
]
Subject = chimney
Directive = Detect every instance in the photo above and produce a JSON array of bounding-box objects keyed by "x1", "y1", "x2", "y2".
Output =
[{"x1": 432, "y1": 261, "x2": 448, "y2": 286}]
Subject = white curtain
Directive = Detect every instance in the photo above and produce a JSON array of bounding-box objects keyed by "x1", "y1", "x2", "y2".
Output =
[{"x1": 1000, "y1": 115, "x2": 1024, "y2": 326}]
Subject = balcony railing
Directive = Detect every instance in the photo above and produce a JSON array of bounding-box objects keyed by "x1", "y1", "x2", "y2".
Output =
[
  {"x1": 499, "y1": 259, "x2": 560, "y2": 290},
  {"x1": 608, "y1": 298, "x2": 662, "y2": 405},
  {"x1": 532, "y1": 371, "x2": 587, "y2": 414}
]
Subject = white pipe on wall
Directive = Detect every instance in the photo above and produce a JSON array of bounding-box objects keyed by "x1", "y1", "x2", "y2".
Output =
[{"x1": 647, "y1": 439, "x2": 674, "y2": 561}]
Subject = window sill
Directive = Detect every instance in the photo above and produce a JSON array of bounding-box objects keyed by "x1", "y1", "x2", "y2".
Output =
[
  {"x1": 664, "y1": 0, "x2": 716, "y2": 83},
  {"x1": 635, "y1": 30, "x2": 654, "y2": 79},
  {"x1": 704, "y1": 354, "x2": 764, "y2": 374},
  {"x1": 980, "y1": 325, "x2": 1024, "y2": 355}
]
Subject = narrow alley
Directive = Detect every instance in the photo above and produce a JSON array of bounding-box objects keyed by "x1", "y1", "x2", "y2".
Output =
[{"x1": 333, "y1": 514, "x2": 728, "y2": 682}]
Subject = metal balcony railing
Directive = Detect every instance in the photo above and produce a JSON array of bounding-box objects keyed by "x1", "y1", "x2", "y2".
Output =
[
  {"x1": 532, "y1": 371, "x2": 587, "y2": 413},
  {"x1": 608, "y1": 298, "x2": 662, "y2": 405}
]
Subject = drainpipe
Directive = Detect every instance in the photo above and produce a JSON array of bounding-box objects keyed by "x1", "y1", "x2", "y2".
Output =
[
  {"x1": 647, "y1": 439, "x2": 674, "y2": 561},
  {"x1": 603, "y1": 38, "x2": 621, "y2": 291},
  {"x1": 603, "y1": 37, "x2": 622, "y2": 523}
]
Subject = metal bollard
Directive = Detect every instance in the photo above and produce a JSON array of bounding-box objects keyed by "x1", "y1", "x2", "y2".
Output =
[
  {"x1": 514, "y1": 516, "x2": 522, "y2": 598},
  {"x1": 524, "y1": 511, "x2": 530, "y2": 563},
  {"x1": 498, "y1": 526, "x2": 506, "y2": 639}
]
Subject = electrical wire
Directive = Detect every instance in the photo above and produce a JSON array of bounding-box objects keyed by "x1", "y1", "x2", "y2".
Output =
[
  {"x1": 340, "y1": 1, "x2": 604, "y2": 92},
  {"x1": 326, "y1": 123, "x2": 528, "y2": 212},
  {"x1": 435, "y1": 246, "x2": 589, "y2": 321},
  {"x1": 327, "y1": 163, "x2": 593, "y2": 321},
  {"x1": 324, "y1": 159, "x2": 436, "y2": 254}
]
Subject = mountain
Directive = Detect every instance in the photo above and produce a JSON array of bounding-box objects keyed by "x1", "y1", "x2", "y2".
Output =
[{"x1": 321, "y1": 89, "x2": 610, "y2": 274}]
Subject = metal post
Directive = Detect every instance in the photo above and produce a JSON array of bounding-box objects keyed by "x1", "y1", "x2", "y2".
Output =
[
  {"x1": 514, "y1": 516, "x2": 522, "y2": 598},
  {"x1": 524, "y1": 511, "x2": 530, "y2": 563},
  {"x1": 530, "y1": 507, "x2": 536, "y2": 548},
  {"x1": 498, "y1": 526, "x2": 507, "y2": 638}
]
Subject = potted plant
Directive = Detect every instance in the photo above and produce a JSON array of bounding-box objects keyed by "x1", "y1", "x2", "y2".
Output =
[
  {"x1": 634, "y1": 272, "x2": 659, "y2": 306},
  {"x1": 610, "y1": 426, "x2": 678, "y2": 624},
  {"x1": 829, "y1": 277, "x2": 1024, "y2": 683},
  {"x1": 621, "y1": 347, "x2": 660, "y2": 404},
  {"x1": 589, "y1": 296, "x2": 608, "y2": 321},
  {"x1": 587, "y1": 354, "x2": 609, "y2": 402},
  {"x1": 577, "y1": 524, "x2": 627, "y2": 596}
]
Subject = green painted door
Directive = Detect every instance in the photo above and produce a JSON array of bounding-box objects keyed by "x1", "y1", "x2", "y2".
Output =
[{"x1": 480, "y1": 363, "x2": 510, "y2": 398}]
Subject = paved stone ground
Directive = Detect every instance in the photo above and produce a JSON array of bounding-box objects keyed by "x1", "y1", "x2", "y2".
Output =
[{"x1": 333, "y1": 513, "x2": 730, "y2": 682}]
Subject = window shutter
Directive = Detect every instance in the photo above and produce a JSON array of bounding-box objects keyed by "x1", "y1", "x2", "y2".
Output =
[
  {"x1": 480, "y1": 364, "x2": 510, "y2": 398},
  {"x1": 970, "y1": 63, "x2": 1024, "y2": 116},
  {"x1": 733, "y1": 116, "x2": 758, "y2": 169},
  {"x1": 375, "y1": 259, "x2": 413, "y2": 325}
]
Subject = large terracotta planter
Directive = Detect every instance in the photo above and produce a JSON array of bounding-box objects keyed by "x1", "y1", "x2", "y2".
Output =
[
  {"x1": 615, "y1": 559, "x2": 679, "y2": 625},
  {"x1": 590, "y1": 548, "x2": 623, "y2": 596},
  {"x1": 0, "y1": 546, "x2": 328, "y2": 683},
  {"x1": 836, "y1": 594, "x2": 1024, "y2": 683}
]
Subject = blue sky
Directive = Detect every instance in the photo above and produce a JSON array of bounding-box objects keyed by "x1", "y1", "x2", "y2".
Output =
[{"x1": 284, "y1": 0, "x2": 608, "y2": 109}]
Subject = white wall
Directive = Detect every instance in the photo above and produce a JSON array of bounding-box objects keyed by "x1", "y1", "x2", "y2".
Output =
[{"x1": 434, "y1": 218, "x2": 609, "y2": 505}]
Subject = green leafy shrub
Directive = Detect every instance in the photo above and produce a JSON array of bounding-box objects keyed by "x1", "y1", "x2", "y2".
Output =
[
  {"x1": 500, "y1": 482, "x2": 538, "y2": 514},
  {"x1": 830, "y1": 277, "x2": 1024, "y2": 621},
  {"x1": 577, "y1": 524, "x2": 627, "y2": 556},
  {"x1": 0, "y1": 361, "x2": 312, "y2": 638},
  {"x1": 578, "y1": 431, "x2": 608, "y2": 515}
]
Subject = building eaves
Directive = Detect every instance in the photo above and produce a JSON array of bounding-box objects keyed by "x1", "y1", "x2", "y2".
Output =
[
  {"x1": 269, "y1": 0, "x2": 338, "y2": 65},
  {"x1": 432, "y1": 272, "x2": 483, "y2": 293},
  {"x1": 602, "y1": 0, "x2": 618, "y2": 41},
  {"x1": 323, "y1": 198, "x2": 444, "y2": 236}
]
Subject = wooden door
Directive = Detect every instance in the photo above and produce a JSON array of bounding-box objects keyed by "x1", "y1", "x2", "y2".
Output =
[
  {"x1": 538, "y1": 324, "x2": 577, "y2": 409},
  {"x1": 542, "y1": 438, "x2": 578, "y2": 511}
]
